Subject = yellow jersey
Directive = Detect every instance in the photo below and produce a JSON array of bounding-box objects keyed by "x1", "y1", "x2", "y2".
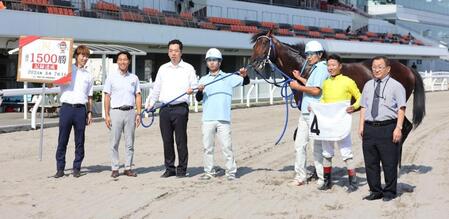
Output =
[{"x1": 321, "y1": 74, "x2": 361, "y2": 109}]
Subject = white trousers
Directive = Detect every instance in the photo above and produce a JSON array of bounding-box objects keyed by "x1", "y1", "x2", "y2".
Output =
[
  {"x1": 202, "y1": 121, "x2": 237, "y2": 176},
  {"x1": 321, "y1": 134, "x2": 353, "y2": 161},
  {"x1": 294, "y1": 113, "x2": 323, "y2": 182}
]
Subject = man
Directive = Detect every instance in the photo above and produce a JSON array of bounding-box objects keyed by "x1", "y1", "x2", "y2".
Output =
[
  {"x1": 359, "y1": 56, "x2": 406, "y2": 201},
  {"x1": 147, "y1": 39, "x2": 197, "y2": 178},
  {"x1": 289, "y1": 40, "x2": 329, "y2": 187},
  {"x1": 195, "y1": 48, "x2": 249, "y2": 181},
  {"x1": 316, "y1": 54, "x2": 361, "y2": 192},
  {"x1": 54, "y1": 45, "x2": 93, "y2": 178},
  {"x1": 104, "y1": 51, "x2": 142, "y2": 178}
]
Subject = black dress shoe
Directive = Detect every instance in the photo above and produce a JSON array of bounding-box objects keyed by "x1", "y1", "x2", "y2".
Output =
[
  {"x1": 54, "y1": 170, "x2": 64, "y2": 178},
  {"x1": 363, "y1": 193, "x2": 383, "y2": 201},
  {"x1": 176, "y1": 172, "x2": 187, "y2": 178},
  {"x1": 383, "y1": 195, "x2": 396, "y2": 202},
  {"x1": 161, "y1": 170, "x2": 176, "y2": 178},
  {"x1": 73, "y1": 169, "x2": 81, "y2": 178}
]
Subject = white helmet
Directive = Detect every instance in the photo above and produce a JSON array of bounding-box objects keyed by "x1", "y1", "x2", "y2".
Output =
[
  {"x1": 305, "y1": 41, "x2": 324, "y2": 53},
  {"x1": 205, "y1": 48, "x2": 222, "y2": 60}
]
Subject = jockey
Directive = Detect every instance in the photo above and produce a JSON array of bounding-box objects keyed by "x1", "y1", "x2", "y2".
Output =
[
  {"x1": 318, "y1": 54, "x2": 361, "y2": 192},
  {"x1": 289, "y1": 40, "x2": 329, "y2": 188}
]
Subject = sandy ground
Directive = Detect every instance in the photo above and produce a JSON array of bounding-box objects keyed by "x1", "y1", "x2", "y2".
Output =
[{"x1": 0, "y1": 91, "x2": 448, "y2": 219}]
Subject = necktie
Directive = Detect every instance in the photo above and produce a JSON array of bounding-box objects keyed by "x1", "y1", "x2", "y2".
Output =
[{"x1": 371, "y1": 80, "x2": 381, "y2": 120}]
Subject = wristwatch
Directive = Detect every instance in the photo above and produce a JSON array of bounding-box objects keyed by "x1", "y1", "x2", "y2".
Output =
[{"x1": 87, "y1": 111, "x2": 92, "y2": 114}]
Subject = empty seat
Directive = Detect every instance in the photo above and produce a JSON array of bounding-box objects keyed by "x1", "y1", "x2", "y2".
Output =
[
  {"x1": 260, "y1": 21, "x2": 277, "y2": 29},
  {"x1": 143, "y1": 7, "x2": 161, "y2": 16},
  {"x1": 199, "y1": 22, "x2": 217, "y2": 30},
  {"x1": 308, "y1": 31, "x2": 321, "y2": 38}
]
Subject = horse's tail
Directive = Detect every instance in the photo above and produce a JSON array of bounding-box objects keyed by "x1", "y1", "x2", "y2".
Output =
[{"x1": 411, "y1": 68, "x2": 426, "y2": 128}]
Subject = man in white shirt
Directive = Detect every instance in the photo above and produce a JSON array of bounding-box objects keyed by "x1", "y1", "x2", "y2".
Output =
[
  {"x1": 55, "y1": 45, "x2": 93, "y2": 178},
  {"x1": 104, "y1": 51, "x2": 142, "y2": 178},
  {"x1": 147, "y1": 39, "x2": 197, "y2": 178}
]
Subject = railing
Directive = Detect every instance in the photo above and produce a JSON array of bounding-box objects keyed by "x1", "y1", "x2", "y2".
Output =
[
  {"x1": 0, "y1": 78, "x2": 286, "y2": 128},
  {"x1": 421, "y1": 71, "x2": 449, "y2": 92},
  {"x1": 3, "y1": 71, "x2": 447, "y2": 128}
]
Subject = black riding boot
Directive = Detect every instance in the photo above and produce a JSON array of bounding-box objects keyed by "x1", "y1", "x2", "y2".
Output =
[{"x1": 347, "y1": 169, "x2": 358, "y2": 193}]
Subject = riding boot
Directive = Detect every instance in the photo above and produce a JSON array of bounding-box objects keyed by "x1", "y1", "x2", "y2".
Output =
[
  {"x1": 347, "y1": 169, "x2": 358, "y2": 193},
  {"x1": 318, "y1": 167, "x2": 332, "y2": 190}
]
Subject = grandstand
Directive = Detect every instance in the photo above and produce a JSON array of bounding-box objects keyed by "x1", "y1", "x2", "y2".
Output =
[{"x1": 0, "y1": 0, "x2": 448, "y2": 90}]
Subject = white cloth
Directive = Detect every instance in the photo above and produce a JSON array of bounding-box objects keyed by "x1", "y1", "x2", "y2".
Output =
[
  {"x1": 149, "y1": 60, "x2": 197, "y2": 106},
  {"x1": 309, "y1": 101, "x2": 351, "y2": 141},
  {"x1": 59, "y1": 65, "x2": 93, "y2": 104},
  {"x1": 103, "y1": 69, "x2": 141, "y2": 108}
]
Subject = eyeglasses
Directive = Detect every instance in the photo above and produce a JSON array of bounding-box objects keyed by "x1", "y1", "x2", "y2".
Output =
[{"x1": 372, "y1": 66, "x2": 387, "y2": 71}]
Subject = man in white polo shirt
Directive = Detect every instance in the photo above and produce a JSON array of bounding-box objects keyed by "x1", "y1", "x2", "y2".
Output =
[
  {"x1": 54, "y1": 45, "x2": 93, "y2": 178},
  {"x1": 104, "y1": 51, "x2": 142, "y2": 178},
  {"x1": 147, "y1": 39, "x2": 197, "y2": 178}
]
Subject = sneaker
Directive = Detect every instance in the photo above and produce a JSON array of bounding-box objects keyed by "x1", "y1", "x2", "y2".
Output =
[
  {"x1": 199, "y1": 173, "x2": 213, "y2": 180},
  {"x1": 288, "y1": 179, "x2": 306, "y2": 186},
  {"x1": 226, "y1": 175, "x2": 236, "y2": 181}
]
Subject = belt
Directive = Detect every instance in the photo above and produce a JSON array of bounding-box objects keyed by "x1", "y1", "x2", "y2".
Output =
[
  {"x1": 164, "y1": 102, "x2": 188, "y2": 108},
  {"x1": 62, "y1": 102, "x2": 85, "y2": 108},
  {"x1": 365, "y1": 119, "x2": 397, "y2": 127},
  {"x1": 112, "y1": 105, "x2": 134, "y2": 111}
]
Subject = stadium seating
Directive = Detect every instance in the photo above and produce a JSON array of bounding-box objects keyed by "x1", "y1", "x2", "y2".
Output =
[{"x1": 5, "y1": 0, "x2": 425, "y2": 46}]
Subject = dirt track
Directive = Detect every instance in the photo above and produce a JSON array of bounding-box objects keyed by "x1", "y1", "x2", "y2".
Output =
[{"x1": 0, "y1": 91, "x2": 448, "y2": 219}]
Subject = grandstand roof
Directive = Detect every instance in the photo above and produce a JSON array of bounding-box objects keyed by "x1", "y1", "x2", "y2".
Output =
[{"x1": 75, "y1": 43, "x2": 147, "y2": 56}]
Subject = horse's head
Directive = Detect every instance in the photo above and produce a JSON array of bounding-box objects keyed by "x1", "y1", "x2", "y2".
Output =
[
  {"x1": 251, "y1": 30, "x2": 311, "y2": 80},
  {"x1": 250, "y1": 29, "x2": 277, "y2": 72}
]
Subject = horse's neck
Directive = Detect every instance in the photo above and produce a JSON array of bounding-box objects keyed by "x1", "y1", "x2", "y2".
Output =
[{"x1": 274, "y1": 48, "x2": 304, "y2": 79}]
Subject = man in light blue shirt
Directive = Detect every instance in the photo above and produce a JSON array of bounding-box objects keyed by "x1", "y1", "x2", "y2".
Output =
[
  {"x1": 289, "y1": 41, "x2": 329, "y2": 188},
  {"x1": 196, "y1": 48, "x2": 249, "y2": 181}
]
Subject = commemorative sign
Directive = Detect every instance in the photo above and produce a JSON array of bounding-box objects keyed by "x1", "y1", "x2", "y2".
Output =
[{"x1": 17, "y1": 36, "x2": 73, "y2": 84}]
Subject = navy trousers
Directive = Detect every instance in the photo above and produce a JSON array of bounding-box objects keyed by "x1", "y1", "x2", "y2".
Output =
[{"x1": 56, "y1": 104, "x2": 87, "y2": 171}]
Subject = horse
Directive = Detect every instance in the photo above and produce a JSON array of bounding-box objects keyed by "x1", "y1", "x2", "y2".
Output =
[{"x1": 249, "y1": 29, "x2": 426, "y2": 129}]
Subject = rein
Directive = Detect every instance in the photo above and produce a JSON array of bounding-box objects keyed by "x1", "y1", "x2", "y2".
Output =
[
  {"x1": 141, "y1": 67, "x2": 249, "y2": 128},
  {"x1": 252, "y1": 35, "x2": 308, "y2": 145}
]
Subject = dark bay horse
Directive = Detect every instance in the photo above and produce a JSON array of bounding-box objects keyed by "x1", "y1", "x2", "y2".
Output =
[{"x1": 250, "y1": 30, "x2": 426, "y2": 129}]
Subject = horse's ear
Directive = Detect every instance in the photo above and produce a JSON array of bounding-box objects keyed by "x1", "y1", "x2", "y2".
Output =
[{"x1": 267, "y1": 28, "x2": 273, "y2": 37}]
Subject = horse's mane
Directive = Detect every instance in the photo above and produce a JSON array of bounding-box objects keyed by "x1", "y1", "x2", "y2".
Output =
[
  {"x1": 250, "y1": 31, "x2": 306, "y2": 58},
  {"x1": 283, "y1": 42, "x2": 305, "y2": 58}
]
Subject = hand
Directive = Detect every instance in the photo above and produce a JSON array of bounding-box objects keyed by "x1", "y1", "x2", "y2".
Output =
[
  {"x1": 135, "y1": 114, "x2": 141, "y2": 128},
  {"x1": 392, "y1": 127, "x2": 402, "y2": 143},
  {"x1": 239, "y1": 67, "x2": 248, "y2": 77},
  {"x1": 346, "y1": 106, "x2": 355, "y2": 113},
  {"x1": 292, "y1": 70, "x2": 301, "y2": 80},
  {"x1": 105, "y1": 115, "x2": 111, "y2": 129},
  {"x1": 186, "y1": 87, "x2": 194, "y2": 95},
  {"x1": 197, "y1": 84, "x2": 205, "y2": 92},
  {"x1": 86, "y1": 112, "x2": 92, "y2": 126},
  {"x1": 358, "y1": 126, "x2": 364, "y2": 138},
  {"x1": 289, "y1": 80, "x2": 301, "y2": 90}
]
